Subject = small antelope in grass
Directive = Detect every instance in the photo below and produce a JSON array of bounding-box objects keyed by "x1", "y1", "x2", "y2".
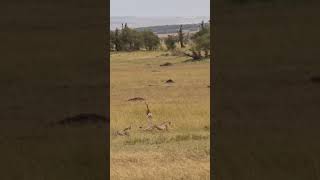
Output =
[
  {"x1": 145, "y1": 101, "x2": 153, "y2": 128},
  {"x1": 139, "y1": 101, "x2": 172, "y2": 132},
  {"x1": 154, "y1": 121, "x2": 171, "y2": 131},
  {"x1": 113, "y1": 126, "x2": 131, "y2": 136},
  {"x1": 141, "y1": 121, "x2": 172, "y2": 131}
]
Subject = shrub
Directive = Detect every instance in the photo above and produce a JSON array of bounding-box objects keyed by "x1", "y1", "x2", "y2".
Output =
[{"x1": 165, "y1": 35, "x2": 177, "y2": 51}]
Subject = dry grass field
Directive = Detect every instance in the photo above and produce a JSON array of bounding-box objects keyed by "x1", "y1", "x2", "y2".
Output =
[{"x1": 110, "y1": 51, "x2": 210, "y2": 179}]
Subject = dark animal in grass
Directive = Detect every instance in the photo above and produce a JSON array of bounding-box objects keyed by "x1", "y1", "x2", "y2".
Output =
[
  {"x1": 128, "y1": 97, "x2": 145, "y2": 101},
  {"x1": 160, "y1": 62, "x2": 173, "y2": 67},
  {"x1": 165, "y1": 79, "x2": 175, "y2": 83},
  {"x1": 50, "y1": 113, "x2": 108, "y2": 127}
]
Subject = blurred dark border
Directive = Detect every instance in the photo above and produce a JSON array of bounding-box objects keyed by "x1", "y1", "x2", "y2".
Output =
[
  {"x1": 0, "y1": 0, "x2": 109, "y2": 179},
  {"x1": 210, "y1": 1, "x2": 216, "y2": 180},
  {"x1": 213, "y1": 0, "x2": 320, "y2": 179},
  {"x1": 106, "y1": 0, "x2": 110, "y2": 178}
]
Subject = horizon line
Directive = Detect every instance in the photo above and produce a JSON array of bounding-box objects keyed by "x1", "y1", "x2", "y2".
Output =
[{"x1": 110, "y1": 15, "x2": 210, "y2": 18}]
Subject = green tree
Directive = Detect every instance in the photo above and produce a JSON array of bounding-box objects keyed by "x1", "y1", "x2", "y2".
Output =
[
  {"x1": 184, "y1": 32, "x2": 190, "y2": 45},
  {"x1": 178, "y1": 25, "x2": 185, "y2": 48},
  {"x1": 131, "y1": 29, "x2": 144, "y2": 50},
  {"x1": 119, "y1": 23, "x2": 148, "y2": 51},
  {"x1": 165, "y1": 35, "x2": 177, "y2": 50},
  {"x1": 185, "y1": 21, "x2": 210, "y2": 60},
  {"x1": 194, "y1": 32, "x2": 210, "y2": 57},
  {"x1": 142, "y1": 30, "x2": 160, "y2": 51},
  {"x1": 110, "y1": 30, "x2": 115, "y2": 51},
  {"x1": 114, "y1": 28, "x2": 122, "y2": 51},
  {"x1": 110, "y1": 24, "x2": 160, "y2": 52},
  {"x1": 119, "y1": 24, "x2": 132, "y2": 51}
]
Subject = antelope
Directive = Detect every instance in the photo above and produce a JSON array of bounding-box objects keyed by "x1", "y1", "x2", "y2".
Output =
[
  {"x1": 140, "y1": 102, "x2": 172, "y2": 132},
  {"x1": 145, "y1": 101, "x2": 153, "y2": 128},
  {"x1": 154, "y1": 121, "x2": 171, "y2": 131},
  {"x1": 113, "y1": 126, "x2": 131, "y2": 136}
]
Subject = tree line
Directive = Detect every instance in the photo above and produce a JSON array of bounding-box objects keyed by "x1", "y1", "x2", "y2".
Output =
[
  {"x1": 110, "y1": 21, "x2": 211, "y2": 60},
  {"x1": 110, "y1": 23, "x2": 160, "y2": 51}
]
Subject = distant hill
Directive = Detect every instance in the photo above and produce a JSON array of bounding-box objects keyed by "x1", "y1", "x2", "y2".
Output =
[
  {"x1": 110, "y1": 16, "x2": 210, "y2": 31},
  {"x1": 134, "y1": 23, "x2": 209, "y2": 35}
]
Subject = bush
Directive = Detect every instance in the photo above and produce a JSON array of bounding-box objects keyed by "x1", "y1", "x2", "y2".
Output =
[
  {"x1": 170, "y1": 49, "x2": 185, "y2": 56},
  {"x1": 185, "y1": 21, "x2": 211, "y2": 60},
  {"x1": 165, "y1": 35, "x2": 177, "y2": 51},
  {"x1": 142, "y1": 30, "x2": 160, "y2": 51}
]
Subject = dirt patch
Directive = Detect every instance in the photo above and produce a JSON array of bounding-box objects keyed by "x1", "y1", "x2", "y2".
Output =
[
  {"x1": 161, "y1": 53, "x2": 169, "y2": 56},
  {"x1": 128, "y1": 97, "x2": 145, "y2": 101},
  {"x1": 165, "y1": 79, "x2": 175, "y2": 83},
  {"x1": 160, "y1": 62, "x2": 173, "y2": 67}
]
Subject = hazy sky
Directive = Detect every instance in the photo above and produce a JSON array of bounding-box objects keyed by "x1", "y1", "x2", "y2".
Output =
[{"x1": 111, "y1": 0, "x2": 210, "y2": 17}]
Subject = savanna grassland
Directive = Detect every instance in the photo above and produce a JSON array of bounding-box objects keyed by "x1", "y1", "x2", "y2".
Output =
[{"x1": 110, "y1": 51, "x2": 210, "y2": 179}]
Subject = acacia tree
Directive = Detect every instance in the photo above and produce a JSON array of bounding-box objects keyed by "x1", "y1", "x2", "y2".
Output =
[
  {"x1": 142, "y1": 30, "x2": 160, "y2": 51},
  {"x1": 184, "y1": 32, "x2": 190, "y2": 45},
  {"x1": 185, "y1": 21, "x2": 210, "y2": 60},
  {"x1": 111, "y1": 23, "x2": 151, "y2": 51},
  {"x1": 131, "y1": 29, "x2": 144, "y2": 50},
  {"x1": 110, "y1": 23, "x2": 171, "y2": 52},
  {"x1": 178, "y1": 25, "x2": 185, "y2": 48},
  {"x1": 110, "y1": 30, "x2": 115, "y2": 50},
  {"x1": 165, "y1": 35, "x2": 177, "y2": 50},
  {"x1": 119, "y1": 24, "x2": 132, "y2": 51},
  {"x1": 114, "y1": 28, "x2": 122, "y2": 51},
  {"x1": 194, "y1": 30, "x2": 210, "y2": 57}
]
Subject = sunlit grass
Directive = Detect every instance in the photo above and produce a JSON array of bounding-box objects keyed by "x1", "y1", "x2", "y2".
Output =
[{"x1": 110, "y1": 51, "x2": 210, "y2": 179}]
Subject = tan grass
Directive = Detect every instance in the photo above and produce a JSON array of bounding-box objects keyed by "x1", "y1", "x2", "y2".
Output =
[{"x1": 111, "y1": 51, "x2": 210, "y2": 179}]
